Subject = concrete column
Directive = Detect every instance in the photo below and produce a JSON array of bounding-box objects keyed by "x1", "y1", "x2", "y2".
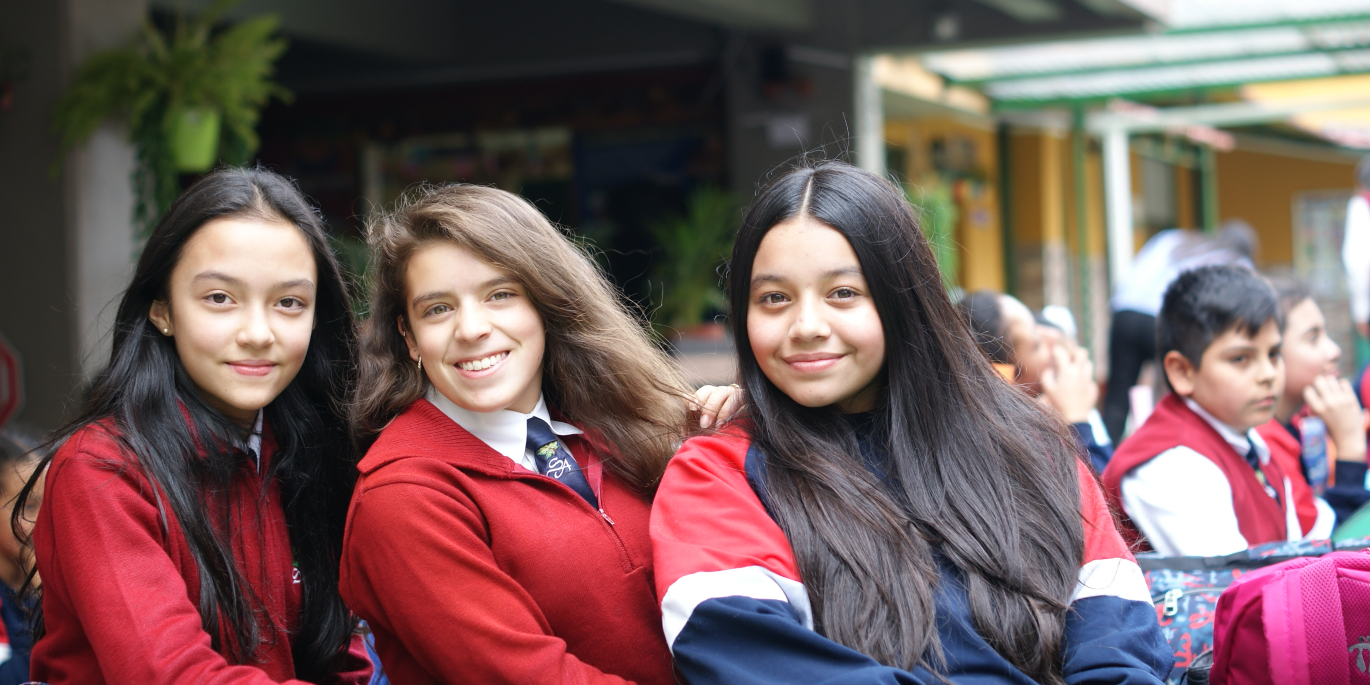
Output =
[
  {"x1": 852, "y1": 54, "x2": 884, "y2": 177},
  {"x1": 66, "y1": 0, "x2": 145, "y2": 381},
  {"x1": 0, "y1": 0, "x2": 142, "y2": 430},
  {"x1": 1102, "y1": 126, "x2": 1132, "y2": 291}
]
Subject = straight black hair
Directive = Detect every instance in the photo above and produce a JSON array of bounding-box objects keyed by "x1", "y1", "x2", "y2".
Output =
[
  {"x1": 728, "y1": 161, "x2": 1084, "y2": 682},
  {"x1": 1157, "y1": 264, "x2": 1280, "y2": 368},
  {"x1": 14, "y1": 167, "x2": 359, "y2": 680}
]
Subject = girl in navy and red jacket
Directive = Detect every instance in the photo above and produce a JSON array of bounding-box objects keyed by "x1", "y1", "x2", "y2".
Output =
[
  {"x1": 651, "y1": 161, "x2": 1171, "y2": 685},
  {"x1": 18, "y1": 169, "x2": 371, "y2": 684},
  {"x1": 339, "y1": 185, "x2": 737, "y2": 685}
]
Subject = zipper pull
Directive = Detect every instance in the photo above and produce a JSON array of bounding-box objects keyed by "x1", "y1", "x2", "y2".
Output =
[
  {"x1": 599, "y1": 508, "x2": 615, "y2": 525},
  {"x1": 1162, "y1": 588, "x2": 1182, "y2": 617}
]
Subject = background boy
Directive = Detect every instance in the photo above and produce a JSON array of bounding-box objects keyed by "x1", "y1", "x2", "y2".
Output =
[{"x1": 1102, "y1": 265, "x2": 1331, "y2": 556}]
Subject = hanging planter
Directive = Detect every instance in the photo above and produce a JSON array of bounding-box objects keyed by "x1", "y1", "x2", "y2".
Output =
[
  {"x1": 51, "y1": 0, "x2": 290, "y2": 237},
  {"x1": 170, "y1": 107, "x2": 222, "y2": 172}
]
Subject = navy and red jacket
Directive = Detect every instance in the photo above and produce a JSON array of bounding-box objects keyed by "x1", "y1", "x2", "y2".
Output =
[
  {"x1": 650, "y1": 428, "x2": 1171, "y2": 685},
  {"x1": 31, "y1": 420, "x2": 371, "y2": 685},
  {"x1": 338, "y1": 399, "x2": 674, "y2": 685}
]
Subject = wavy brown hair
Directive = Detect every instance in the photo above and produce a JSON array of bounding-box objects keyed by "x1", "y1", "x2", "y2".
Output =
[{"x1": 353, "y1": 184, "x2": 691, "y2": 492}]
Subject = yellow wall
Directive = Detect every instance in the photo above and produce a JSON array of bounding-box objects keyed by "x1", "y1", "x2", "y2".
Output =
[
  {"x1": 1215, "y1": 148, "x2": 1357, "y2": 266},
  {"x1": 885, "y1": 118, "x2": 1005, "y2": 292}
]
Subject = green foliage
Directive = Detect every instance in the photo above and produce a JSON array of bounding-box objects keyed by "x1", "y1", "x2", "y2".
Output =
[
  {"x1": 51, "y1": 0, "x2": 290, "y2": 237},
  {"x1": 907, "y1": 182, "x2": 960, "y2": 292},
  {"x1": 649, "y1": 187, "x2": 737, "y2": 333}
]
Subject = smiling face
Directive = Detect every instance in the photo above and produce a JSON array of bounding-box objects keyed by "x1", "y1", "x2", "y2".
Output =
[
  {"x1": 402, "y1": 241, "x2": 546, "y2": 414},
  {"x1": 747, "y1": 216, "x2": 886, "y2": 413},
  {"x1": 1165, "y1": 319, "x2": 1285, "y2": 432},
  {"x1": 148, "y1": 217, "x2": 318, "y2": 427}
]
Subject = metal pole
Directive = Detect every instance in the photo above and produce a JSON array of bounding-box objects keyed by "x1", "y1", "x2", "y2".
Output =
[
  {"x1": 1200, "y1": 144, "x2": 1219, "y2": 232},
  {"x1": 1072, "y1": 105, "x2": 1091, "y2": 350},
  {"x1": 853, "y1": 54, "x2": 885, "y2": 177},
  {"x1": 998, "y1": 122, "x2": 1016, "y2": 297},
  {"x1": 1102, "y1": 126, "x2": 1133, "y2": 291}
]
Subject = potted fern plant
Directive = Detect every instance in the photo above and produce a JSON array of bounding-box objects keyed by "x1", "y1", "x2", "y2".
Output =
[
  {"x1": 52, "y1": 0, "x2": 290, "y2": 236},
  {"x1": 649, "y1": 186, "x2": 737, "y2": 338}
]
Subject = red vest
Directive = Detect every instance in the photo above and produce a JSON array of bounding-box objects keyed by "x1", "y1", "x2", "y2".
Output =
[
  {"x1": 1102, "y1": 394, "x2": 1290, "y2": 550},
  {"x1": 1254, "y1": 419, "x2": 1318, "y2": 536}
]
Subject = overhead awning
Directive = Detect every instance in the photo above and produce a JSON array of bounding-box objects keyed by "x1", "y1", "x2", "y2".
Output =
[{"x1": 921, "y1": 0, "x2": 1370, "y2": 107}]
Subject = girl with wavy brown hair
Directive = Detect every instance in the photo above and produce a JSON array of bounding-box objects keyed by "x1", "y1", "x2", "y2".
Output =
[{"x1": 340, "y1": 184, "x2": 737, "y2": 685}]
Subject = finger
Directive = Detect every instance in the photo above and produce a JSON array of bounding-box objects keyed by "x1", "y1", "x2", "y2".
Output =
[
  {"x1": 1040, "y1": 366, "x2": 1058, "y2": 392},
  {"x1": 718, "y1": 392, "x2": 743, "y2": 425},
  {"x1": 697, "y1": 387, "x2": 726, "y2": 428},
  {"x1": 1304, "y1": 384, "x2": 1328, "y2": 415}
]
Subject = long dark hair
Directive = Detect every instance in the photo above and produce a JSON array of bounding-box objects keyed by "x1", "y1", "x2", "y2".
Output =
[
  {"x1": 728, "y1": 161, "x2": 1084, "y2": 682},
  {"x1": 15, "y1": 168, "x2": 359, "y2": 680}
]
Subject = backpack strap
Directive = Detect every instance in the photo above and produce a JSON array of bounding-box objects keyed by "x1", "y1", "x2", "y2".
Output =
[{"x1": 1265, "y1": 557, "x2": 1346, "y2": 685}]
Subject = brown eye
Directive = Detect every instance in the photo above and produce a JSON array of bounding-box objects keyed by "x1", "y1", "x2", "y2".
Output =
[{"x1": 209, "y1": 293, "x2": 229, "y2": 304}]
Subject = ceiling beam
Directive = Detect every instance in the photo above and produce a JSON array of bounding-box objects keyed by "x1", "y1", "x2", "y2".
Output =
[{"x1": 606, "y1": 0, "x2": 812, "y2": 32}]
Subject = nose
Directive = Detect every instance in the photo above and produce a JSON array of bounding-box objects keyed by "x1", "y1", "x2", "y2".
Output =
[
  {"x1": 237, "y1": 305, "x2": 275, "y2": 349},
  {"x1": 789, "y1": 293, "x2": 830, "y2": 341},
  {"x1": 453, "y1": 299, "x2": 493, "y2": 343}
]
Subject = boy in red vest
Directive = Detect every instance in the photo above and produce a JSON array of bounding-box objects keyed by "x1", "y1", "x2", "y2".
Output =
[{"x1": 1103, "y1": 264, "x2": 1314, "y2": 556}]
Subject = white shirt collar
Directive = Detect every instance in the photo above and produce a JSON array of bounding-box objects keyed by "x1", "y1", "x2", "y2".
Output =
[
  {"x1": 425, "y1": 387, "x2": 583, "y2": 472},
  {"x1": 240, "y1": 410, "x2": 264, "y2": 471},
  {"x1": 1183, "y1": 397, "x2": 1268, "y2": 465}
]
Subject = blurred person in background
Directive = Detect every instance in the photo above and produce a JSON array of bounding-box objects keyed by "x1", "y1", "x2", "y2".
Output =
[
  {"x1": 1103, "y1": 222, "x2": 1257, "y2": 444},
  {"x1": 1256, "y1": 279, "x2": 1368, "y2": 529},
  {"x1": 0, "y1": 430, "x2": 42, "y2": 685},
  {"x1": 960, "y1": 290, "x2": 1111, "y2": 472}
]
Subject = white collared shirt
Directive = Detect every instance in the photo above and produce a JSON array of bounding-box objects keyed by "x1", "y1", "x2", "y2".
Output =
[
  {"x1": 1119, "y1": 398, "x2": 1334, "y2": 557},
  {"x1": 425, "y1": 387, "x2": 583, "y2": 472},
  {"x1": 242, "y1": 410, "x2": 264, "y2": 471}
]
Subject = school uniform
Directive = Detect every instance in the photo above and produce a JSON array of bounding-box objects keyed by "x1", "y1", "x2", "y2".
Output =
[
  {"x1": 651, "y1": 420, "x2": 1171, "y2": 685},
  {"x1": 31, "y1": 416, "x2": 372, "y2": 685},
  {"x1": 1258, "y1": 415, "x2": 1370, "y2": 526},
  {"x1": 338, "y1": 391, "x2": 674, "y2": 685},
  {"x1": 1102, "y1": 394, "x2": 1332, "y2": 557}
]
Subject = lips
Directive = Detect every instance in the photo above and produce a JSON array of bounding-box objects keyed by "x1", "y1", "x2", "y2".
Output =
[
  {"x1": 783, "y1": 352, "x2": 843, "y2": 373},
  {"x1": 456, "y1": 351, "x2": 509, "y2": 372},
  {"x1": 227, "y1": 361, "x2": 275, "y2": 377}
]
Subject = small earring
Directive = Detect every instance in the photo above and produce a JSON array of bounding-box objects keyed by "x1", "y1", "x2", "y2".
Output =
[
  {"x1": 417, "y1": 355, "x2": 422, "y2": 372},
  {"x1": 162, "y1": 328, "x2": 169, "y2": 335}
]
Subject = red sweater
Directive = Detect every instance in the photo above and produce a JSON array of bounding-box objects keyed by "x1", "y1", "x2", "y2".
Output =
[
  {"x1": 1102, "y1": 394, "x2": 1290, "y2": 550},
  {"x1": 31, "y1": 420, "x2": 371, "y2": 685},
  {"x1": 338, "y1": 399, "x2": 674, "y2": 685}
]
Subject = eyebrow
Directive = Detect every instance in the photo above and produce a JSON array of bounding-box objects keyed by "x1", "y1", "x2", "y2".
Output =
[
  {"x1": 192, "y1": 271, "x2": 315, "y2": 291},
  {"x1": 749, "y1": 267, "x2": 864, "y2": 289},
  {"x1": 410, "y1": 277, "x2": 516, "y2": 308}
]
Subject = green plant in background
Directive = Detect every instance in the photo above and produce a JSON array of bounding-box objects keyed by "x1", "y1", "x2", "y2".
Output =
[
  {"x1": 649, "y1": 187, "x2": 737, "y2": 334},
  {"x1": 906, "y1": 182, "x2": 960, "y2": 292},
  {"x1": 51, "y1": 0, "x2": 290, "y2": 237}
]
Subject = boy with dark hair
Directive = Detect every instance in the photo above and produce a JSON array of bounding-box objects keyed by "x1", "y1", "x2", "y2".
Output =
[{"x1": 1102, "y1": 265, "x2": 1330, "y2": 556}]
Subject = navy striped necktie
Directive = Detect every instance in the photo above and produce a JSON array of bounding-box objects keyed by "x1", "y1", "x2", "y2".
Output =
[
  {"x1": 1244, "y1": 443, "x2": 1281, "y2": 506},
  {"x1": 526, "y1": 416, "x2": 598, "y2": 508}
]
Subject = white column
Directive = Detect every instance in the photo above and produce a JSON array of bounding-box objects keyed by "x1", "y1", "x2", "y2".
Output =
[
  {"x1": 852, "y1": 54, "x2": 884, "y2": 177},
  {"x1": 66, "y1": 0, "x2": 146, "y2": 379},
  {"x1": 1102, "y1": 126, "x2": 1133, "y2": 291}
]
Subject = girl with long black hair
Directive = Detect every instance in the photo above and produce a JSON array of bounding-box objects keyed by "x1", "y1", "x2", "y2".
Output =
[
  {"x1": 650, "y1": 161, "x2": 1172, "y2": 684},
  {"x1": 16, "y1": 168, "x2": 370, "y2": 684}
]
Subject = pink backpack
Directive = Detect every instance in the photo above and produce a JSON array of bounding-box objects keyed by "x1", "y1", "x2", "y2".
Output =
[{"x1": 1210, "y1": 550, "x2": 1370, "y2": 684}]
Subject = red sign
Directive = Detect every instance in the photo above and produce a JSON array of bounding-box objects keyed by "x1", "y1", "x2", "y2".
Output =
[{"x1": 0, "y1": 331, "x2": 22, "y2": 429}]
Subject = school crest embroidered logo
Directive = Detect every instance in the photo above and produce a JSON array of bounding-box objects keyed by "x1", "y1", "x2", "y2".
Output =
[
  {"x1": 545, "y1": 454, "x2": 575, "y2": 479},
  {"x1": 536, "y1": 442, "x2": 559, "y2": 460},
  {"x1": 1350, "y1": 635, "x2": 1370, "y2": 674}
]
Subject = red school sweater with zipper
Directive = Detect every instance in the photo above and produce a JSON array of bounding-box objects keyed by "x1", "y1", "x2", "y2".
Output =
[
  {"x1": 31, "y1": 420, "x2": 372, "y2": 685},
  {"x1": 338, "y1": 399, "x2": 674, "y2": 685}
]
